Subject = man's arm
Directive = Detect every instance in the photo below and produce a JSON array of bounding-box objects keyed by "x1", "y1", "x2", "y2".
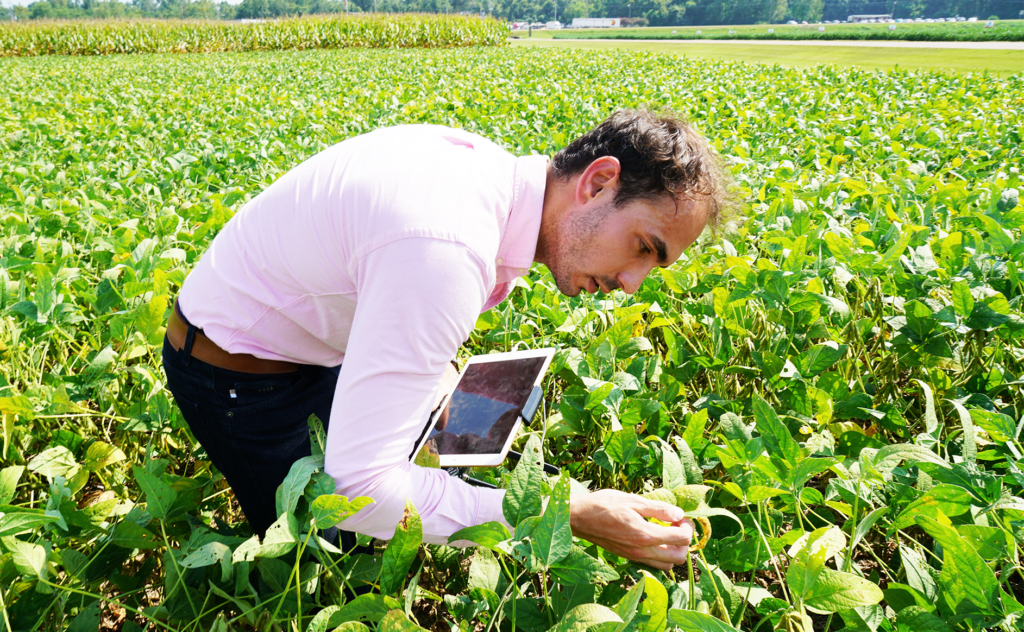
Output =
[{"x1": 325, "y1": 237, "x2": 508, "y2": 543}]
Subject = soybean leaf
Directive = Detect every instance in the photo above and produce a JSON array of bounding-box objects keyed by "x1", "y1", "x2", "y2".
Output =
[
  {"x1": 332, "y1": 594, "x2": 399, "y2": 624},
  {"x1": 111, "y1": 520, "x2": 161, "y2": 549},
  {"x1": 0, "y1": 465, "x2": 24, "y2": 505},
  {"x1": 667, "y1": 610, "x2": 741, "y2": 632},
  {"x1": 551, "y1": 546, "x2": 619, "y2": 585},
  {"x1": 548, "y1": 603, "x2": 621, "y2": 632},
  {"x1": 639, "y1": 570, "x2": 668, "y2": 632},
  {"x1": 969, "y1": 409, "x2": 1016, "y2": 443},
  {"x1": 380, "y1": 499, "x2": 422, "y2": 596},
  {"x1": 310, "y1": 494, "x2": 374, "y2": 530},
  {"x1": 468, "y1": 548, "x2": 501, "y2": 592},
  {"x1": 503, "y1": 434, "x2": 544, "y2": 527},
  {"x1": 377, "y1": 610, "x2": 426, "y2": 632},
  {"x1": 899, "y1": 546, "x2": 938, "y2": 602},
  {"x1": 915, "y1": 515, "x2": 998, "y2": 613},
  {"x1": 305, "y1": 605, "x2": 341, "y2": 632},
  {"x1": 661, "y1": 441, "x2": 685, "y2": 490},
  {"x1": 889, "y1": 484, "x2": 973, "y2": 531},
  {"x1": 82, "y1": 442, "x2": 126, "y2": 471},
  {"x1": 895, "y1": 606, "x2": 954, "y2": 631},
  {"x1": 275, "y1": 454, "x2": 324, "y2": 517},
  {"x1": 449, "y1": 521, "x2": 511, "y2": 549},
  {"x1": 752, "y1": 395, "x2": 801, "y2": 465},
  {"x1": 2, "y1": 535, "x2": 48, "y2": 579},
  {"x1": 133, "y1": 466, "x2": 177, "y2": 521},
  {"x1": 27, "y1": 446, "x2": 80, "y2": 481},
  {"x1": 802, "y1": 568, "x2": 883, "y2": 613},
  {"x1": 948, "y1": 401, "x2": 977, "y2": 464},
  {"x1": 231, "y1": 512, "x2": 298, "y2": 561},
  {"x1": 0, "y1": 511, "x2": 59, "y2": 537},
  {"x1": 603, "y1": 579, "x2": 643, "y2": 632},
  {"x1": 532, "y1": 474, "x2": 572, "y2": 567}
]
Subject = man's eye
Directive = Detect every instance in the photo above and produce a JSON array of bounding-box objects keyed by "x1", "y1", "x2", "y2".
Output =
[{"x1": 640, "y1": 242, "x2": 650, "y2": 255}]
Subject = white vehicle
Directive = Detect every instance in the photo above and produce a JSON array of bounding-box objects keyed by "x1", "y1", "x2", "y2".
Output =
[
  {"x1": 787, "y1": 20, "x2": 798, "y2": 25},
  {"x1": 571, "y1": 17, "x2": 621, "y2": 28},
  {"x1": 967, "y1": 16, "x2": 977, "y2": 21},
  {"x1": 545, "y1": 21, "x2": 562, "y2": 29}
]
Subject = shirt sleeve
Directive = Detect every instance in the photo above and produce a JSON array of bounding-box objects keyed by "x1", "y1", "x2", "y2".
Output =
[{"x1": 325, "y1": 236, "x2": 511, "y2": 544}]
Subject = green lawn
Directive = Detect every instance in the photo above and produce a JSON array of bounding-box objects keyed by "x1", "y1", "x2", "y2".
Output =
[{"x1": 511, "y1": 38, "x2": 1024, "y2": 76}]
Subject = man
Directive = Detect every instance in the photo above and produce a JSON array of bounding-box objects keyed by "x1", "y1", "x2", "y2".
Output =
[{"x1": 162, "y1": 109, "x2": 728, "y2": 571}]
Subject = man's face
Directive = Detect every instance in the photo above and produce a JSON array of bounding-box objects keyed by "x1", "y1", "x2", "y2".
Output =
[{"x1": 544, "y1": 194, "x2": 708, "y2": 298}]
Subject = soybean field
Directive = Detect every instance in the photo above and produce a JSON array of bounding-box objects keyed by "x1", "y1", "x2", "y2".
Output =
[{"x1": 1, "y1": 45, "x2": 1023, "y2": 632}]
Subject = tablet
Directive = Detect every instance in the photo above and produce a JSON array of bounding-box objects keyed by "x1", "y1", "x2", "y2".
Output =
[{"x1": 409, "y1": 348, "x2": 555, "y2": 468}]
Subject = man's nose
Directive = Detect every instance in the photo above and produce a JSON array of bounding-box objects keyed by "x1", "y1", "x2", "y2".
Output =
[{"x1": 618, "y1": 264, "x2": 653, "y2": 295}]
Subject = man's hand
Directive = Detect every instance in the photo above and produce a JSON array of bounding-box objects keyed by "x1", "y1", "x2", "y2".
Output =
[
  {"x1": 432, "y1": 362, "x2": 460, "y2": 431},
  {"x1": 570, "y1": 489, "x2": 694, "y2": 571}
]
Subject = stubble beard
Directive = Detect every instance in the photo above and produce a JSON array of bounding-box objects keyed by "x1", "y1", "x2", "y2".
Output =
[{"x1": 544, "y1": 200, "x2": 618, "y2": 297}]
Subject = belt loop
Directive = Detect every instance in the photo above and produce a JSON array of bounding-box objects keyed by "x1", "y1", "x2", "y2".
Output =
[{"x1": 182, "y1": 323, "x2": 197, "y2": 366}]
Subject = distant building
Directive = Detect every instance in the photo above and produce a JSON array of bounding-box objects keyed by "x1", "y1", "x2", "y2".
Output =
[
  {"x1": 571, "y1": 17, "x2": 621, "y2": 28},
  {"x1": 847, "y1": 14, "x2": 893, "y2": 22}
]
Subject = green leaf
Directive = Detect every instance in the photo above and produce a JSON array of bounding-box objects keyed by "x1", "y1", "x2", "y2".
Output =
[
  {"x1": 639, "y1": 570, "x2": 668, "y2": 632},
  {"x1": 275, "y1": 454, "x2": 324, "y2": 517},
  {"x1": 0, "y1": 511, "x2": 60, "y2": 537},
  {"x1": 801, "y1": 567, "x2": 883, "y2": 613},
  {"x1": 180, "y1": 541, "x2": 233, "y2": 581},
  {"x1": 377, "y1": 610, "x2": 426, "y2": 632},
  {"x1": 667, "y1": 610, "x2": 741, "y2": 632},
  {"x1": 467, "y1": 548, "x2": 501, "y2": 592},
  {"x1": 969, "y1": 409, "x2": 1016, "y2": 443},
  {"x1": 950, "y1": 281, "x2": 974, "y2": 318},
  {"x1": 503, "y1": 434, "x2": 544, "y2": 527},
  {"x1": 449, "y1": 521, "x2": 511, "y2": 549},
  {"x1": 603, "y1": 579, "x2": 643, "y2": 632},
  {"x1": 133, "y1": 466, "x2": 177, "y2": 521},
  {"x1": 111, "y1": 520, "x2": 161, "y2": 549},
  {"x1": 889, "y1": 483, "x2": 973, "y2": 531},
  {"x1": 796, "y1": 341, "x2": 847, "y2": 377},
  {"x1": 305, "y1": 605, "x2": 340, "y2": 632},
  {"x1": 2, "y1": 535, "x2": 48, "y2": 579},
  {"x1": 380, "y1": 499, "x2": 422, "y2": 596},
  {"x1": 661, "y1": 442, "x2": 685, "y2": 490},
  {"x1": 948, "y1": 401, "x2": 977, "y2": 464},
  {"x1": 752, "y1": 394, "x2": 801, "y2": 465},
  {"x1": 532, "y1": 474, "x2": 572, "y2": 567},
  {"x1": 310, "y1": 494, "x2": 374, "y2": 530},
  {"x1": 548, "y1": 604, "x2": 621, "y2": 632},
  {"x1": 551, "y1": 546, "x2": 619, "y2": 585},
  {"x1": 231, "y1": 512, "x2": 299, "y2": 561},
  {"x1": 27, "y1": 446, "x2": 80, "y2": 481},
  {"x1": 915, "y1": 515, "x2": 998, "y2": 613},
  {"x1": 872, "y1": 443, "x2": 950, "y2": 471},
  {"x1": 0, "y1": 465, "x2": 26, "y2": 504},
  {"x1": 899, "y1": 545, "x2": 937, "y2": 602},
  {"x1": 895, "y1": 606, "x2": 954, "y2": 631},
  {"x1": 332, "y1": 594, "x2": 398, "y2": 624},
  {"x1": 68, "y1": 601, "x2": 102, "y2": 632},
  {"x1": 82, "y1": 441, "x2": 126, "y2": 470}
]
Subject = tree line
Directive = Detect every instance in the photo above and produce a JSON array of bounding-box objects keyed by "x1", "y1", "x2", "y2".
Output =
[{"x1": 3, "y1": 0, "x2": 1018, "y2": 27}]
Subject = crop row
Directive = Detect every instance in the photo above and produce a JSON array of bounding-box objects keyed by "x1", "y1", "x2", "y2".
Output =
[
  {"x1": 0, "y1": 14, "x2": 508, "y2": 57},
  {"x1": 552, "y1": 21, "x2": 1024, "y2": 42},
  {"x1": 1, "y1": 47, "x2": 1023, "y2": 631}
]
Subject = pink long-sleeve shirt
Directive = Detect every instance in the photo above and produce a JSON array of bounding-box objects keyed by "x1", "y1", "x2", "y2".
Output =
[{"x1": 178, "y1": 125, "x2": 549, "y2": 544}]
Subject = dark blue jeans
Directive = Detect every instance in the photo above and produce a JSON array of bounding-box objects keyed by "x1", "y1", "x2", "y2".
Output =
[{"x1": 161, "y1": 328, "x2": 368, "y2": 554}]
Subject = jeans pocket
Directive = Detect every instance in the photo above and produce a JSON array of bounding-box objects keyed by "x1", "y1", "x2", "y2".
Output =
[{"x1": 215, "y1": 371, "x2": 305, "y2": 413}]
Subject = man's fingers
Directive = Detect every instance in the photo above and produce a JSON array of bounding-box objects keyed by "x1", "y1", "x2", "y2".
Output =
[
  {"x1": 640, "y1": 518, "x2": 694, "y2": 548},
  {"x1": 635, "y1": 497, "x2": 686, "y2": 524}
]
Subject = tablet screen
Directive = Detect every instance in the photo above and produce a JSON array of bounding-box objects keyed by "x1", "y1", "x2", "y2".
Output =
[{"x1": 426, "y1": 356, "x2": 547, "y2": 456}]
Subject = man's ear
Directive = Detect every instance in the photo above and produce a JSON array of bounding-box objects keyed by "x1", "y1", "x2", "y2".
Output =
[{"x1": 574, "y1": 156, "x2": 621, "y2": 206}]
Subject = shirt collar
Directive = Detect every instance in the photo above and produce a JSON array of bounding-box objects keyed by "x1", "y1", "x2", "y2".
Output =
[{"x1": 496, "y1": 154, "x2": 548, "y2": 282}]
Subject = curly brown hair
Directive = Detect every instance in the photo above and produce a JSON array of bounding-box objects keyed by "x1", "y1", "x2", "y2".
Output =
[{"x1": 551, "y1": 109, "x2": 732, "y2": 233}]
